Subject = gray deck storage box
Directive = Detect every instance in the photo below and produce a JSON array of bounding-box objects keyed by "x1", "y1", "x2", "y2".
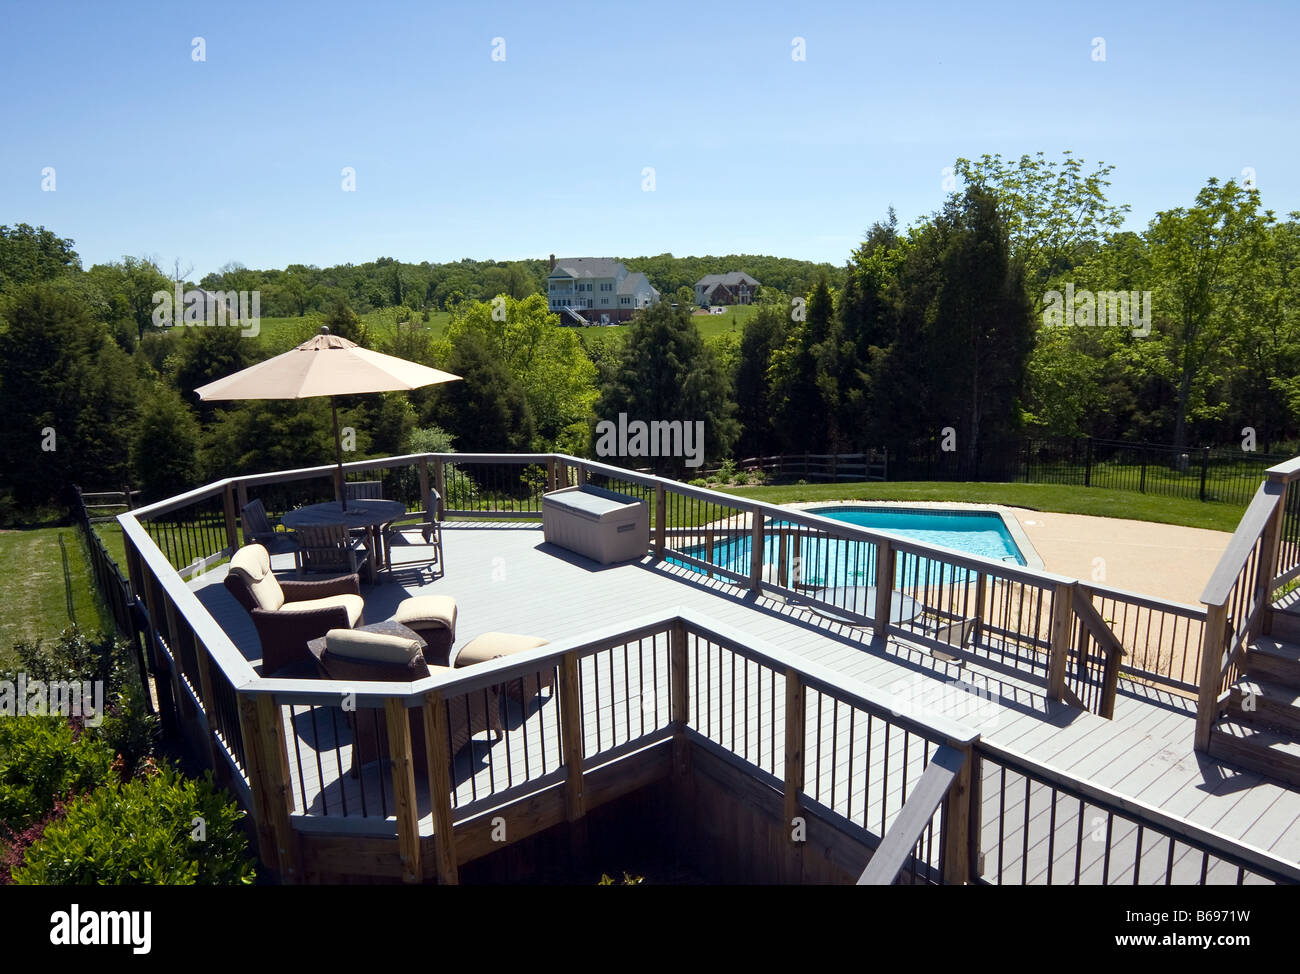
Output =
[{"x1": 542, "y1": 485, "x2": 649, "y2": 565}]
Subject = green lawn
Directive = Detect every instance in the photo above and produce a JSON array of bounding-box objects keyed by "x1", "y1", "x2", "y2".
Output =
[
  {"x1": 718, "y1": 480, "x2": 1246, "y2": 534},
  {"x1": 0, "y1": 526, "x2": 115, "y2": 667},
  {"x1": 566, "y1": 304, "x2": 755, "y2": 344}
]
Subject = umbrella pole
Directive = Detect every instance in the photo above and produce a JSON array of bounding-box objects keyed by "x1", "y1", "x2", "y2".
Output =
[{"x1": 332, "y1": 398, "x2": 346, "y2": 510}]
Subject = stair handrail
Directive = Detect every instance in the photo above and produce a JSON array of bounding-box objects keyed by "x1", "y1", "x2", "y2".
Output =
[{"x1": 1195, "y1": 459, "x2": 1300, "y2": 749}]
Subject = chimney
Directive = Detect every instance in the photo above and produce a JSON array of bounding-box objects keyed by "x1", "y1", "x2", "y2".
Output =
[{"x1": 549, "y1": 254, "x2": 556, "y2": 271}]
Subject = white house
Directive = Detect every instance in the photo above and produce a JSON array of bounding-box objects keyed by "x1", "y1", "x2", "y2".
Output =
[{"x1": 546, "y1": 256, "x2": 660, "y2": 325}]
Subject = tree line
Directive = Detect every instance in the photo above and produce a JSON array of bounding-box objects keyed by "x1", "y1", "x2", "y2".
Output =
[{"x1": 1, "y1": 150, "x2": 1295, "y2": 515}]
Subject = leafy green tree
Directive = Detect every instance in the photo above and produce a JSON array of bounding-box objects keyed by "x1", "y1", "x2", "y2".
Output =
[
  {"x1": 733, "y1": 301, "x2": 788, "y2": 457},
  {"x1": 869, "y1": 187, "x2": 1034, "y2": 474},
  {"x1": 321, "y1": 295, "x2": 367, "y2": 345},
  {"x1": 200, "y1": 399, "x2": 338, "y2": 480},
  {"x1": 131, "y1": 385, "x2": 201, "y2": 500},
  {"x1": 0, "y1": 282, "x2": 139, "y2": 504},
  {"x1": 1145, "y1": 179, "x2": 1272, "y2": 450},
  {"x1": 0, "y1": 224, "x2": 81, "y2": 292},
  {"x1": 955, "y1": 152, "x2": 1130, "y2": 297},
  {"x1": 432, "y1": 330, "x2": 535, "y2": 452},
  {"x1": 442, "y1": 294, "x2": 597, "y2": 449},
  {"x1": 769, "y1": 278, "x2": 841, "y2": 452},
  {"x1": 171, "y1": 325, "x2": 256, "y2": 424},
  {"x1": 597, "y1": 300, "x2": 738, "y2": 475}
]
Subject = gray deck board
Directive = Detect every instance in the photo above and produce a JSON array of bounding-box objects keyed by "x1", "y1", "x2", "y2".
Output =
[{"x1": 191, "y1": 524, "x2": 1300, "y2": 880}]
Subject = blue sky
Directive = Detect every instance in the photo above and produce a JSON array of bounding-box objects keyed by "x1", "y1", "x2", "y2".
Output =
[{"x1": 1, "y1": 0, "x2": 1296, "y2": 277}]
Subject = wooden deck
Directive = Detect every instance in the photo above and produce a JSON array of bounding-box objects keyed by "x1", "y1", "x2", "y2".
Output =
[{"x1": 190, "y1": 523, "x2": 1300, "y2": 882}]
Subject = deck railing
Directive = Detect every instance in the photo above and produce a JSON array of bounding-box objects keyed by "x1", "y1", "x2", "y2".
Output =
[
  {"x1": 110, "y1": 450, "x2": 1300, "y2": 883},
  {"x1": 120, "y1": 452, "x2": 1224, "y2": 728},
  {"x1": 1196, "y1": 457, "x2": 1300, "y2": 748}
]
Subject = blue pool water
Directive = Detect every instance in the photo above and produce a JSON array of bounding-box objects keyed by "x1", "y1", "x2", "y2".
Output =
[
  {"x1": 811, "y1": 507, "x2": 1025, "y2": 566},
  {"x1": 674, "y1": 506, "x2": 1025, "y2": 593}
]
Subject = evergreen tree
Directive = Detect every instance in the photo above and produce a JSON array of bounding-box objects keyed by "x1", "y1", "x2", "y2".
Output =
[{"x1": 598, "y1": 301, "x2": 738, "y2": 475}]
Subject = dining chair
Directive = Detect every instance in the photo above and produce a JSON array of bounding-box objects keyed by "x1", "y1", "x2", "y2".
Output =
[
  {"x1": 296, "y1": 523, "x2": 371, "y2": 580},
  {"x1": 345, "y1": 480, "x2": 384, "y2": 501},
  {"x1": 382, "y1": 487, "x2": 445, "y2": 579},
  {"x1": 240, "y1": 498, "x2": 301, "y2": 571}
]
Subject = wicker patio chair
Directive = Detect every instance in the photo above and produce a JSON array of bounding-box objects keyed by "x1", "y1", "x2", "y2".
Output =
[{"x1": 223, "y1": 543, "x2": 364, "y2": 676}]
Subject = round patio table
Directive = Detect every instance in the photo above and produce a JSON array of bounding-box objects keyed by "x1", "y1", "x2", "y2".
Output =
[
  {"x1": 790, "y1": 585, "x2": 920, "y2": 626},
  {"x1": 282, "y1": 499, "x2": 406, "y2": 581}
]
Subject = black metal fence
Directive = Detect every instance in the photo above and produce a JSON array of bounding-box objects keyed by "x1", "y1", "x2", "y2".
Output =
[
  {"x1": 67, "y1": 486, "x2": 156, "y2": 712},
  {"x1": 723, "y1": 438, "x2": 1289, "y2": 507}
]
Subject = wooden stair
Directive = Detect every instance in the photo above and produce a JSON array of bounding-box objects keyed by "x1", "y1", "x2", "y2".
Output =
[{"x1": 1209, "y1": 608, "x2": 1300, "y2": 785}]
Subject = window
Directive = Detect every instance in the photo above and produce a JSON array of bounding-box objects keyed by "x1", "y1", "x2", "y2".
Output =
[{"x1": 621, "y1": 297, "x2": 630, "y2": 305}]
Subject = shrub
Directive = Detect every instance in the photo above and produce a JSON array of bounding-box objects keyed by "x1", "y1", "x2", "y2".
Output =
[
  {"x1": 732, "y1": 472, "x2": 750, "y2": 486},
  {"x1": 688, "y1": 478, "x2": 708, "y2": 488},
  {"x1": 718, "y1": 459, "x2": 738, "y2": 483},
  {"x1": 2, "y1": 625, "x2": 134, "y2": 693},
  {"x1": 12, "y1": 766, "x2": 256, "y2": 885},
  {"x1": 0, "y1": 800, "x2": 68, "y2": 885},
  {"x1": 97, "y1": 683, "x2": 159, "y2": 780},
  {"x1": 0, "y1": 717, "x2": 116, "y2": 832}
]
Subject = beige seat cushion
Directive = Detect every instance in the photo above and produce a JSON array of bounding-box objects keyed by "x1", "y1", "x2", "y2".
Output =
[
  {"x1": 454, "y1": 632, "x2": 549, "y2": 668},
  {"x1": 280, "y1": 593, "x2": 365, "y2": 627},
  {"x1": 392, "y1": 595, "x2": 457, "y2": 632},
  {"x1": 324, "y1": 628, "x2": 421, "y2": 664},
  {"x1": 228, "y1": 544, "x2": 285, "y2": 612}
]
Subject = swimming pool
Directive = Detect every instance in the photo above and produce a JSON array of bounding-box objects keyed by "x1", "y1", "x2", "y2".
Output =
[
  {"x1": 809, "y1": 507, "x2": 1026, "y2": 566},
  {"x1": 674, "y1": 505, "x2": 1027, "y2": 593}
]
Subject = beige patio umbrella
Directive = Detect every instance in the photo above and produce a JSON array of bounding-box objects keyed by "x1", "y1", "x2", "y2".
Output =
[{"x1": 194, "y1": 326, "x2": 461, "y2": 508}]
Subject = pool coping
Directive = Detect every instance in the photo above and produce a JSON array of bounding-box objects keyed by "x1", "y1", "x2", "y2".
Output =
[{"x1": 783, "y1": 500, "x2": 1046, "y2": 573}]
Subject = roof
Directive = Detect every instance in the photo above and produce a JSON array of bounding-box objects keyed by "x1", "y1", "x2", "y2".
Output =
[
  {"x1": 617, "y1": 271, "x2": 658, "y2": 297},
  {"x1": 548, "y1": 258, "x2": 625, "y2": 280},
  {"x1": 694, "y1": 271, "x2": 760, "y2": 289}
]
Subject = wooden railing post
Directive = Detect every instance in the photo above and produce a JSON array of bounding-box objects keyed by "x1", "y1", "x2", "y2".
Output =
[
  {"x1": 221, "y1": 482, "x2": 239, "y2": 552},
  {"x1": 433, "y1": 458, "x2": 446, "y2": 517},
  {"x1": 873, "y1": 538, "x2": 895, "y2": 636},
  {"x1": 237, "y1": 694, "x2": 299, "y2": 883},
  {"x1": 784, "y1": 668, "x2": 806, "y2": 880},
  {"x1": 235, "y1": 482, "x2": 250, "y2": 543},
  {"x1": 1099, "y1": 640, "x2": 1122, "y2": 720},
  {"x1": 546, "y1": 456, "x2": 558, "y2": 493},
  {"x1": 941, "y1": 741, "x2": 975, "y2": 884},
  {"x1": 1195, "y1": 602, "x2": 1230, "y2": 750},
  {"x1": 670, "y1": 619, "x2": 691, "y2": 779},
  {"x1": 654, "y1": 483, "x2": 666, "y2": 559},
  {"x1": 558, "y1": 650, "x2": 588, "y2": 857},
  {"x1": 778, "y1": 528, "x2": 789, "y2": 588},
  {"x1": 973, "y1": 571, "x2": 987, "y2": 644},
  {"x1": 749, "y1": 509, "x2": 765, "y2": 592},
  {"x1": 1047, "y1": 581, "x2": 1075, "y2": 701},
  {"x1": 417, "y1": 456, "x2": 431, "y2": 509},
  {"x1": 384, "y1": 697, "x2": 423, "y2": 884},
  {"x1": 422, "y1": 691, "x2": 459, "y2": 885},
  {"x1": 1254, "y1": 481, "x2": 1287, "y2": 638}
]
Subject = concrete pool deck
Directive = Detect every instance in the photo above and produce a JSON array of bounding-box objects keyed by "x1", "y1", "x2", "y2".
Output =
[{"x1": 788, "y1": 500, "x2": 1231, "y2": 607}]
